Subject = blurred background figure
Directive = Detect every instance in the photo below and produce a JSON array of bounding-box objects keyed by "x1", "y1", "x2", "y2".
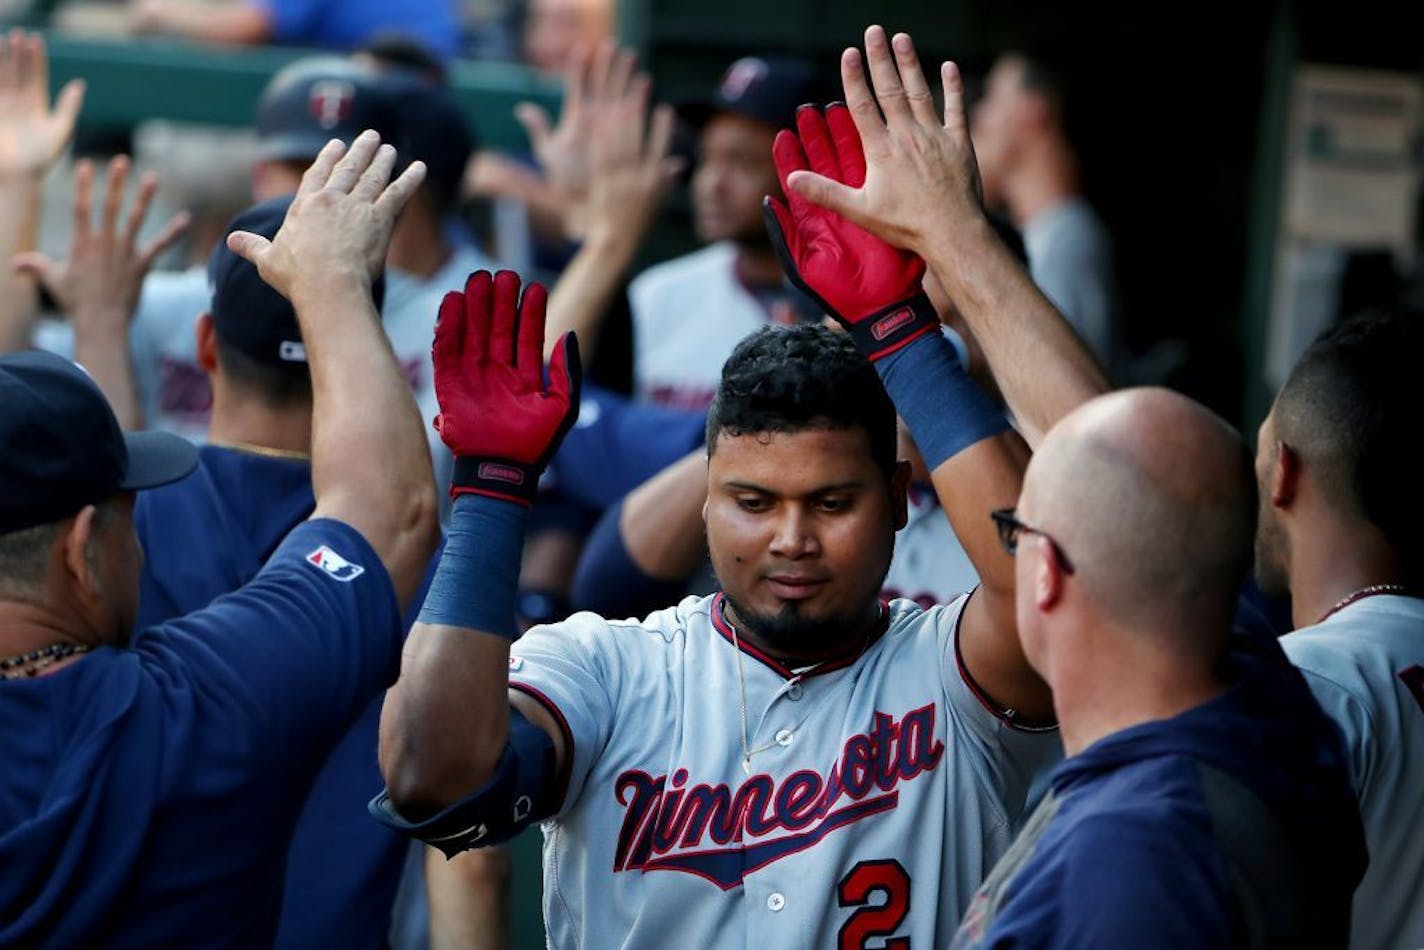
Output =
[
  {"x1": 522, "y1": 0, "x2": 610, "y2": 75},
  {"x1": 970, "y1": 50, "x2": 1121, "y2": 377},
  {"x1": 629, "y1": 55, "x2": 829, "y2": 410},
  {"x1": 127, "y1": 0, "x2": 459, "y2": 61}
]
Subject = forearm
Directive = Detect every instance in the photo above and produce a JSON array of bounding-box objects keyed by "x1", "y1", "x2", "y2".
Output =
[
  {"x1": 874, "y1": 328, "x2": 1050, "y2": 718},
  {"x1": 932, "y1": 432, "x2": 1053, "y2": 723},
  {"x1": 0, "y1": 177, "x2": 43, "y2": 353},
  {"x1": 621, "y1": 449, "x2": 707, "y2": 578},
  {"x1": 380, "y1": 495, "x2": 527, "y2": 811},
  {"x1": 922, "y1": 217, "x2": 1108, "y2": 447},
  {"x1": 71, "y1": 311, "x2": 143, "y2": 429},
  {"x1": 426, "y1": 847, "x2": 511, "y2": 950},
  {"x1": 381, "y1": 622, "x2": 513, "y2": 812},
  {"x1": 299, "y1": 275, "x2": 439, "y2": 605},
  {"x1": 543, "y1": 228, "x2": 639, "y2": 362}
]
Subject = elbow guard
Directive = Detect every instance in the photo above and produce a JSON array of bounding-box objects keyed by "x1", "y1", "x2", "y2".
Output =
[{"x1": 368, "y1": 707, "x2": 557, "y2": 857}]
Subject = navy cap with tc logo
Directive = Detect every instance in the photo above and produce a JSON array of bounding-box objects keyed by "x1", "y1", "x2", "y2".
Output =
[
  {"x1": 255, "y1": 57, "x2": 404, "y2": 164},
  {"x1": 677, "y1": 56, "x2": 834, "y2": 131},
  {"x1": 0, "y1": 352, "x2": 198, "y2": 534},
  {"x1": 207, "y1": 195, "x2": 386, "y2": 374}
]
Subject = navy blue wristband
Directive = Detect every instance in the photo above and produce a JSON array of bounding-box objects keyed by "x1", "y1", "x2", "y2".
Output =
[
  {"x1": 876, "y1": 329, "x2": 1009, "y2": 470},
  {"x1": 418, "y1": 493, "x2": 528, "y2": 639}
]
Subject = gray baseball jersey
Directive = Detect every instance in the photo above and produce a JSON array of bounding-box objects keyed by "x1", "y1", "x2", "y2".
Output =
[
  {"x1": 508, "y1": 592, "x2": 1061, "y2": 948},
  {"x1": 1281, "y1": 594, "x2": 1424, "y2": 949}
]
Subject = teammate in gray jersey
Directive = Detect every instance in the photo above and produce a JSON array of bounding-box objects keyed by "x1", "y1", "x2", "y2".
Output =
[
  {"x1": 370, "y1": 72, "x2": 1067, "y2": 941},
  {"x1": 1253, "y1": 307, "x2": 1424, "y2": 948},
  {"x1": 788, "y1": 21, "x2": 1417, "y2": 946}
]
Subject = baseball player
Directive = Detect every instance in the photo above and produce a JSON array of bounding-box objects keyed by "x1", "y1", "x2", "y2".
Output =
[
  {"x1": 629, "y1": 56, "x2": 831, "y2": 411},
  {"x1": 781, "y1": 26, "x2": 1367, "y2": 945},
  {"x1": 1255, "y1": 308, "x2": 1424, "y2": 948},
  {"x1": 0, "y1": 133, "x2": 437, "y2": 946},
  {"x1": 130, "y1": 194, "x2": 430, "y2": 950},
  {"x1": 373, "y1": 96, "x2": 1064, "y2": 942}
]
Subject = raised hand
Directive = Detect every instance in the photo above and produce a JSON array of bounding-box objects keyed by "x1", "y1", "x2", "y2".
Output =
[
  {"x1": 784, "y1": 26, "x2": 986, "y2": 258},
  {"x1": 0, "y1": 30, "x2": 85, "y2": 180},
  {"x1": 764, "y1": 104, "x2": 937, "y2": 361},
  {"x1": 227, "y1": 130, "x2": 424, "y2": 303},
  {"x1": 432, "y1": 270, "x2": 580, "y2": 506},
  {"x1": 515, "y1": 41, "x2": 639, "y2": 239},
  {"x1": 582, "y1": 70, "x2": 681, "y2": 247},
  {"x1": 13, "y1": 156, "x2": 188, "y2": 328}
]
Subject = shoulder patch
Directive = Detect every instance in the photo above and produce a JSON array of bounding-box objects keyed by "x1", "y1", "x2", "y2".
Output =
[
  {"x1": 508, "y1": 655, "x2": 524, "y2": 672},
  {"x1": 305, "y1": 544, "x2": 365, "y2": 582}
]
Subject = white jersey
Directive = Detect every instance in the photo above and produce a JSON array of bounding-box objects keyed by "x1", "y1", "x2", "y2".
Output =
[
  {"x1": 509, "y1": 592, "x2": 1061, "y2": 949},
  {"x1": 1281, "y1": 594, "x2": 1424, "y2": 950},
  {"x1": 36, "y1": 266, "x2": 212, "y2": 442},
  {"x1": 882, "y1": 489, "x2": 979, "y2": 609},
  {"x1": 629, "y1": 243, "x2": 771, "y2": 411}
]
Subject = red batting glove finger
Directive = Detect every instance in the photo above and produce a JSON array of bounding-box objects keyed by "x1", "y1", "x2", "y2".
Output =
[
  {"x1": 762, "y1": 195, "x2": 800, "y2": 268},
  {"x1": 489, "y1": 269, "x2": 521, "y2": 367},
  {"x1": 460, "y1": 270, "x2": 494, "y2": 371},
  {"x1": 515, "y1": 279, "x2": 549, "y2": 392},
  {"x1": 794, "y1": 105, "x2": 841, "y2": 182},
  {"x1": 771, "y1": 128, "x2": 815, "y2": 220},
  {"x1": 432, "y1": 287, "x2": 468, "y2": 386},
  {"x1": 544, "y1": 331, "x2": 582, "y2": 455},
  {"x1": 762, "y1": 195, "x2": 838, "y2": 323},
  {"x1": 826, "y1": 103, "x2": 866, "y2": 188}
]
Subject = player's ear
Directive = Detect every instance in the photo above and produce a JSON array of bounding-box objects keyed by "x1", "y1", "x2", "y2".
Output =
[
  {"x1": 61, "y1": 505, "x2": 102, "y2": 600},
  {"x1": 195, "y1": 313, "x2": 219, "y2": 374},
  {"x1": 1270, "y1": 441, "x2": 1300, "y2": 510},
  {"x1": 1032, "y1": 534, "x2": 1064, "y2": 611},
  {"x1": 889, "y1": 460, "x2": 911, "y2": 531}
]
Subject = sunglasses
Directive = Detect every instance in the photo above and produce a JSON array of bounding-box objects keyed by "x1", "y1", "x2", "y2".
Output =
[{"x1": 990, "y1": 508, "x2": 1076, "y2": 574}]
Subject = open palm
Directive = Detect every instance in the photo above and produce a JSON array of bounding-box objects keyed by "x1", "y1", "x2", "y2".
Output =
[{"x1": 0, "y1": 32, "x2": 84, "y2": 178}]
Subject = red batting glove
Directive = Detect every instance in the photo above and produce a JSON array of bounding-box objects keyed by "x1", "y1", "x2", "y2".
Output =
[
  {"x1": 763, "y1": 104, "x2": 938, "y2": 361},
  {"x1": 432, "y1": 269, "x2": 581, "y2": 505}
]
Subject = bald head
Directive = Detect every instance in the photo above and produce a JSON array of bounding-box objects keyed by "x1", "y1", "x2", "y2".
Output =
[{"x1": 1022, "y1": 388, "x2": 1254, "y2": 642}]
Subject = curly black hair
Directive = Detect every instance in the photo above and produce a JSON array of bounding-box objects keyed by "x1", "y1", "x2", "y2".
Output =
[{"x1": 706, "y1": 324, "x2": 897, "y2": 477}]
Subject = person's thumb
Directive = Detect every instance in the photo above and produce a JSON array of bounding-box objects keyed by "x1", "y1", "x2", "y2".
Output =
[
  {"x1": 11, "y1": 251, "x2": 54, "y2": 286},
  {"x1": 225, "y1": 229, "x2": 271, "y2": 265},
  {"x1": 785, "y1": 169, "x2": 861, "y2": 222}
]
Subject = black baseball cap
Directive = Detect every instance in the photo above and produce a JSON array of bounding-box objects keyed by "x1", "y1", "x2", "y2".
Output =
[
  {"x1": 678, "y1": 56, "x2": 833, "y2": 131},
  {"x1": 0, "y1": 351, "x2": 198, "y2": 534},
  {"x1": 255, "y1": 57, "x2": 403, "y2": 163},
  {"x1": 208, "y1": 195, "x2": 385, "y2": 374}
]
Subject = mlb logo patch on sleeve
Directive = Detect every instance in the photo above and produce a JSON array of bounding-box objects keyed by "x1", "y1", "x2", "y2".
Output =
[{"x1": 305, "y1": 545, "x2": 366, "y2": 582}]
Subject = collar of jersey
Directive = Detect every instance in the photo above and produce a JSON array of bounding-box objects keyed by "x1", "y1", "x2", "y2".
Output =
[{"x1": 710, "y1": 592, "x2": 891, "y2": 681}]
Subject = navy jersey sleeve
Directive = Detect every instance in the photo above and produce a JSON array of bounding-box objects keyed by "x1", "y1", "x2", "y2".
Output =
[
  {"x1": 546, "y1": 385, "x2": 706, "y2": 511},
  {"x1": 570, "y1": 498, "x2": 690, "y2": 617},
  {"x1": 135, "y1": 518, "x2": 402, "y2": 763}
]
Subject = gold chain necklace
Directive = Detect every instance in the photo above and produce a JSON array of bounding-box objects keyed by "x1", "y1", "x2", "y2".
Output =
[
  {"x1": 1318, "y1": 584, "x2": 1409, "y2": 624},
  {"x1": 722, "y1": 599, "x2": 877, "y2": 775}
]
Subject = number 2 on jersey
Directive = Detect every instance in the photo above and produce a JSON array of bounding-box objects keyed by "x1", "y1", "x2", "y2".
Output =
[{"x1": 837, "y1": 859, "x2": 911, "y2": 950}]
